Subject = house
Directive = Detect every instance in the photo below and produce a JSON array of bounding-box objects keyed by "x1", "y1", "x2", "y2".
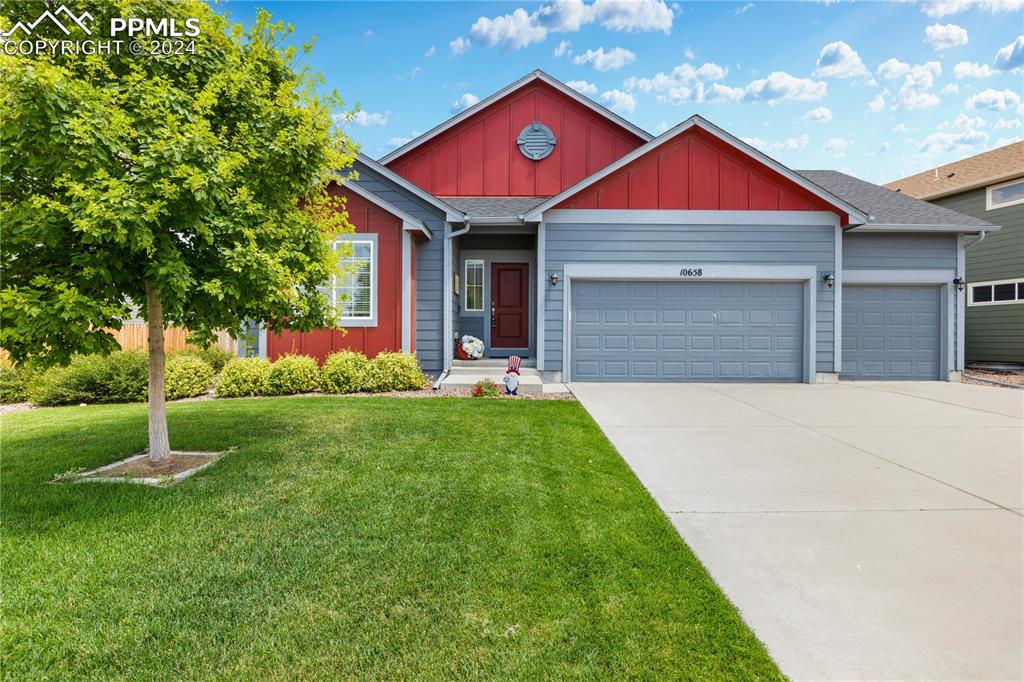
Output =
[
  {"x1": 886, "y1": 143, "x2": 1023, "y2": 366},
  {"x1": 249, "y1": 70, "x2": 994, "y2": 383}
]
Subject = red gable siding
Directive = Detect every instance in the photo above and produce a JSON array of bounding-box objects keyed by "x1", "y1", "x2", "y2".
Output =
[
  {"x1": 268, "y1": 185, "x2": 404, "y2": 364},
  {"x1": 556, "y1": 127, "x2": 841, "y2": 216},
  {"x1": 386, "y1": 81, "x2": 646, "y2": 197}
]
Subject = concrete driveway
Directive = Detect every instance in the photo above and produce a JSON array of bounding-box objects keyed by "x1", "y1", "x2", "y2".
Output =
[{"x1": 571, "y1": 381, "x2": 1024, "y2": 681}]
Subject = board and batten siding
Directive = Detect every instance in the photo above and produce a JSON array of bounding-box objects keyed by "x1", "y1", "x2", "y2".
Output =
[
  {"x1": 352, "y1": 162, "x2": 447, "y2": 371},
  {"x1": 934, "y1": 185, "x2": 1024, "y2": 363},
  {"x1": 543, "y1": 221, "x2": 837, "y2": 375}
]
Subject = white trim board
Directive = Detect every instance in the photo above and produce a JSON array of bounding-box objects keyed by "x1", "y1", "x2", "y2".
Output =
[
  {"x1": 847, "y1": 223, "x2": 996, "y2": 234},
  {"x1": 560, "y1": 263, "x2": 819, "y2": 385},
  {"x1": 842, "y1": 269, "x2": 955, "y2": 285},
  {"x1": 524, "y1": 116, "x2": 868, "y2": 225},
  {"x1": 401, "y1": 230, "x2": 412, "y2": 353},
  {"x1": 542, "y1": 209, "x2": 839, "y2": 226},
  {"x1": 379, "y1": 70, "x2": 651, "y2": 166}
]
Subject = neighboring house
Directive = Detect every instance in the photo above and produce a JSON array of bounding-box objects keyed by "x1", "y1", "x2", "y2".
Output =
[
  {"x1": 886, "y1": 143, "x2": 1023, "y2": 365},
  {"x1": 249, "y1": 70, "x2": 992, "y2": 383}
]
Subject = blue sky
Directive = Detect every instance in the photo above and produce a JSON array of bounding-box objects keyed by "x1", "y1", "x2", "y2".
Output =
[{"x1": 225, "y1": 1, "x2": 1023, "y2": 183}]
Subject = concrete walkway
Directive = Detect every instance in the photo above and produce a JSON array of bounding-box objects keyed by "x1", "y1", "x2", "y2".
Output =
[{"x1": 571, "y1": 381, "x2": 1024, "y2": 681}]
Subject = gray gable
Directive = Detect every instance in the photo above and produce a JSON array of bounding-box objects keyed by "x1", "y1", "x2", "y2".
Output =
[{"x1": 798, "y1": 170, "x2": 992, "y2": 228}]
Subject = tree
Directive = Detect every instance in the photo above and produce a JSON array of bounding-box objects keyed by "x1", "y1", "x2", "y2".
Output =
[{"x1": 1, "y1": 1, "x2": 353, "y2": 459}]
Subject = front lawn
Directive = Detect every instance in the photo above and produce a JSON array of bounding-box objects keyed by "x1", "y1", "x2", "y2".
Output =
[{"x1": 1, "y1": 398, "x2": 781, "y2": 680}]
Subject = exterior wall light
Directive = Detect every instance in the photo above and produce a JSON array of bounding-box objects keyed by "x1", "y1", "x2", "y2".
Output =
[
  {"x1": 954, "y1": 277, "x2": 965, "y2": 291},
  {"x1": 550, "y1": 272, "x2": 560, "y2": 287},
  {"x1": 823, "y1": 272, "x2": 835, "y2": 288}
]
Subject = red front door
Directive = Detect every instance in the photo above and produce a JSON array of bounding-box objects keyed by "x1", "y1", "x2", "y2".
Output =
[{"x1": 490, "y1": 262, "x2": 529, "y2": 349}]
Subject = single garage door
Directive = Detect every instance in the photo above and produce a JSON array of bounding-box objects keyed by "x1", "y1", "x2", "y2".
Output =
[
  {"x1": 842, "y1": 285, "x2": 941, "y2": 380},
  {"x1": 570, "y1": 280, "x2": 804, "y2": 382}
]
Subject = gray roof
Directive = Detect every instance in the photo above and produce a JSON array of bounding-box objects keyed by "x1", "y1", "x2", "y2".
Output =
[
  {"x1": 443, "y1": 197, "x2": 548, "y2": 219},
  {"x1": 798, "y1": 170, "x2": 992, "y2": 228}
]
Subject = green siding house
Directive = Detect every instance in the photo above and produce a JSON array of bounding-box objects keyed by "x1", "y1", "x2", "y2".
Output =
[{"x1": 888, "y1": 142, "x2": 1024, "y2": 365}]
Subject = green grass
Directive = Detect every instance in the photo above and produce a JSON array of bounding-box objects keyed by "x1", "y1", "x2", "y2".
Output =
[{"x1": 1, "y1": 397, "x2": 782, "y2": 680}]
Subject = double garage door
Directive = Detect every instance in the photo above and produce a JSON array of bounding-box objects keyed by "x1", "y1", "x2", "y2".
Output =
[
  {"x1": 570, "y1": 280, "x2": 805, "y2": 382},
  {"x1": 569, "y1": 280, "x2": 942, "y2": 382}
]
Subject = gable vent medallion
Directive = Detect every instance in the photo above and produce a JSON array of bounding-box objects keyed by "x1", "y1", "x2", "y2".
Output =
[{"x1": 517, "y1": 122, "x2": 557, "y2": 161}]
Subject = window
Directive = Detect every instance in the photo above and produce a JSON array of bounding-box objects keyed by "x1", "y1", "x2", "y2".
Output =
[
  {"x1": 331, "y1": 238, "x2": 375, "y2": 321},
  {"x1": 969, "y1": 278, "x2": 1024, "y2": 306},
  {"x1": 986, "y1": 178, "x2": 1024, "y2": 211},
  {"x1": 464, "y1": 259, "x2": 484, "y2": 312}
]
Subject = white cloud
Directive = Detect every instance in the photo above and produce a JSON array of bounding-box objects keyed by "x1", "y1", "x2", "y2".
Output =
[
  {"x1": 942, "y1": 82, "x2": 960, "y2": 94},
  {"x1": 966, "y1": 88, "x2": 1022, "y2": 111},
  {"x1": 450, "y1": 93, "x2": 480, "y2": 113},
  {"x1": 891, "y1": 61, "x2": 942, "y2": 110},
  {"x1": 573, "y1": 46, "x2": 637, "y2": 71},
  {"x1": 655, "y1": 71, "x2": 826, "y2": 106},
  {"x1": 408, "y1": 67, "x2": 423, "y2": 79},
  {"x1": 879, "y1": 141, "x2": 892, "y2": 153},
  {"x1": 803, "y1": 105, "x2": 833, "y2": 121},
  {"x1": 942, "y1": 113, "x2": 986, "y2": 129},
  {"x1": 449, "y1": 36, "x2": 471, "y2": 56},
  {"x1": 954, "y1": 61, "x2": 998, "y2": 78},
  {"x1": 741, "y1": 134, "x2": 809, "y2": 153},
  {"x1": 734, "y1": 2, "x2": 755, "y2": 14},
  {"x1": 468, "y1": 0, "x2": 673, "y2": 51},
  {"x1": 924, "y1": 23, "x2": 968, "y2": 50},
  {"x1": 341, "y1": 110, "x2": 391, "y2": 127},
  {"x1": 824, "y1": 137, "x2": 850, "y2": 157},
  {"x1": 363, "y1": 29, "x2": 375, "y2": 40},
  {"x1": 918, "y1": 128, "x2": 988, "y2": 154},
  {"x1": 918, "y1": 0, "x2": 1023, "y2": 17},
  {"x1": 893, "y1": 123, "x2": 910, "y2": 133},
  {"x1": 996, "y1": 135, "x2": 1022, "y2": 146},
  {"x1": 600, "y1": 88, "x2": 637, "y2": 113},
  {"x1": 387, "y1": 130, "x2": 421, "y2": 149},
  {"x1": 566, "y1": 79, "x2": 598, "y2": 95},
  {"x1": 742, "y1": 71, "x2": 828, "y2": 104},
  {"x1": 654, "y1": 120, "x2": 672, "y2": 133},
  {"x1": 868, "y1": 94, "x2": 886, "y2": 111},
  {"x1": 876, "y1": 58, "x2": 911, "y2": 80},
  {"x1": 684, "y1": 46, "x2": 696, "y2": 59},
  {"x1": 624, "y1": 61, "x2": 728, "y2": 92},
  {"x1": 814, "y1": 41, "x2": 868, "y2": 78},
  {"x1": 424, "y1": 45, "x2": 436, "y2": 58},
  {"x1": 995, "y1": 35, "x2": 1024, "y2": 70},
  {"x1": 995, "y1": 117, "x2": 1023, "y2": 129},
  {"x1": 554, "y1": 39, "x2": 572, "y2": 57}
]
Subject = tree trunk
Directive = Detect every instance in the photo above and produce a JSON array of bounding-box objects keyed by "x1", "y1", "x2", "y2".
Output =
[{"x1": 145, "y1": 281, "x2": 171, "y2": 461}]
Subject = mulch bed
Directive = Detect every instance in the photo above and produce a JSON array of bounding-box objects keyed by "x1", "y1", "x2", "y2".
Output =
[{"x1": 97, "y1": 452, "x2": 221, "y2": 478}]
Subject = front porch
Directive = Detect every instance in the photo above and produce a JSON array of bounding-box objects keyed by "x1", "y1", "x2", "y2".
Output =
[{"x1": 438, "y1": 358, "x2": 569, "y2": 394}]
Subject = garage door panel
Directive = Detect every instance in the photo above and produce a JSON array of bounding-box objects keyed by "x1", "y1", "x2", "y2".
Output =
[
  {"x1": 571, "y1": 279, "x2": 804, "y2": 382},
  {"x1": 842, "y1": 285, "x2": 940, "y2": 380}
]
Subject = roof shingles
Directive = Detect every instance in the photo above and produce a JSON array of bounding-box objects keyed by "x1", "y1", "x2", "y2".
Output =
[{"x1": 884, "y1": 141, "x2": 1024, "y2": 200}]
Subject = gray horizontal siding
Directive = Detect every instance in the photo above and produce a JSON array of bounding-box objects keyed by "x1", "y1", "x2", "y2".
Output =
[
  {"x1": 544, "y1": 222, "x2": 836, "y2": 374},
  {"x1": 842, "y1": 232, "x2": 957, "y2": 270},
  {"x1": 353, "y1": 163, "x2": 448, "y2": 371},
  {"x1": 934, "y1": 187, "x2": 1023, "y2": 283}
]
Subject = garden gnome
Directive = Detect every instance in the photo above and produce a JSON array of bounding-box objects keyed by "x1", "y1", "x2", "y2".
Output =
[{"x1": 503, "y1": 355, "x2": 522, "y2": 395}]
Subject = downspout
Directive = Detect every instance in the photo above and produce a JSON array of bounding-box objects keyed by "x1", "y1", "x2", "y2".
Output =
[
  {"x1": 437, "y1": 216, "x2": 470, "y2": 386},
  {"x1": 965, "y1": 230, "x2": 987, "y2": 249}
]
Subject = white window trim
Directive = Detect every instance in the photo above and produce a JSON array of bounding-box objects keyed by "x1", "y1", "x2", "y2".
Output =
[
  {"x1": 464, "y1": 259, "x2": 485, "y2": 312},
  {"x1": 333, "y1": 235, "x2": 378, "y2": 326},
  {"x1": 967, "y1": 277, "x2": 1024, "y2": 307},
  {"x1": 986, "y1": 178, "x2": 1024, "y2": 211}
]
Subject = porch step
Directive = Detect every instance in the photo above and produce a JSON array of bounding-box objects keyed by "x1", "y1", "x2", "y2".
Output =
[
  {"x1": 451, "y1": 358, "x2": 536, "y2": 369},
  {"x1": 448, "y1": 365, "x2": 539, "y2": 377},
  {"x1": 440, "y1": 372, "x2": 544, "y2": 394}
]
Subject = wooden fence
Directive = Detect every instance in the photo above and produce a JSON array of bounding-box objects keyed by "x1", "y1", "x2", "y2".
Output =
[{"x1": 111, "y1": 323, "x2": 235, "y2": 353}]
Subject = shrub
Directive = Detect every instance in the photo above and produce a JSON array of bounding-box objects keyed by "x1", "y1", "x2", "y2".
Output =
[
  {"x1": 172, "y1": 346, "x2": 233, "y2": 373},
  {"x1": 165, "y1": 354, "x2": 215, "y2": 400},
  {"x1": 367, "y1": 352, "x2": 426, "y2": 392},
  {"x1": 0, "y1": 363, "x2": 37, "y2": 404},
  {"x1": 29, "y1": 351, "x2": 148, "y2": 406},
  {"x1": 267, "y1": 355, "x2": 321, "y2": 395},
  {"x1": 471, "y1": 379, "x2": 501, "y2": 398},
  {"x1": 215, "y1": 357, "x2": 271, "y2": 397},
  {"x1": 321, "y1": 351, "x2": 371, "y2": 394}
]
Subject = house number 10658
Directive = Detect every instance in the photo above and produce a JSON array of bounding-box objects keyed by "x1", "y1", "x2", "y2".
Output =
[{"x1": 679, "y1": 268, "x2": 704, "y2": 277}]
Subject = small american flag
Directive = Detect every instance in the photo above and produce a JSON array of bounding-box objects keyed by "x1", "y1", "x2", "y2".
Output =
[{"x1": 507, "y1": 355, "x2": 522, "y2": 373}]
